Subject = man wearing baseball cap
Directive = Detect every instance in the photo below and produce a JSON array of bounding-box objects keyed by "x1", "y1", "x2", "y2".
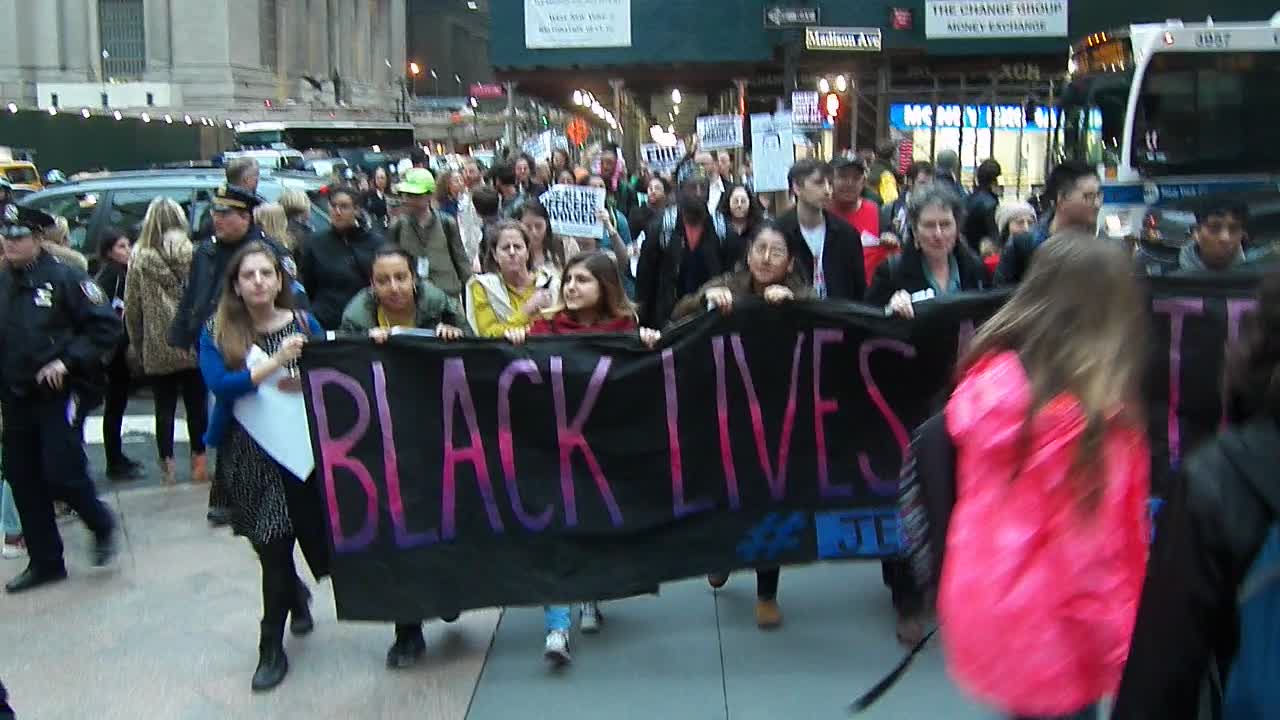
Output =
[
  {"x1": 831, "y1": 155, "x2": 892, "y2": 281},
  {"x1": 0, "y1": 204, "x2": 122, "y2": 593},
  {"x1": 388, "y1": 168, "x2": 471, "y2": 301}
]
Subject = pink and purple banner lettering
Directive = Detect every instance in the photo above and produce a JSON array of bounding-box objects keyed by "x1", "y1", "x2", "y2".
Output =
[{"x1": 299, "y1": 275, "x2": 1257, "y2": 621}]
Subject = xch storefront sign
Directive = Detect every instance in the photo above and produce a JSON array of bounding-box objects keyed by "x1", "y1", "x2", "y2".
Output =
[
  {"x1": 804, "y1": 26, "x2": 883, "y2": 52},
  {"x1": 924, "y1": 1, "x2": 1068, "y2": 39}
]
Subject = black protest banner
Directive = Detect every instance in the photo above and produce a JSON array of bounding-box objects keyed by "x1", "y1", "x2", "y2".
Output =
[
  {"x1": 300, "y1": 274, "x2": 1258, "y2": 621},
  {"x1": 301, "y1": 293, "x2": 998, "y2": 620},
  {"x1": 1144, "y1": 271, "x2": 1261, "y2": 493}
]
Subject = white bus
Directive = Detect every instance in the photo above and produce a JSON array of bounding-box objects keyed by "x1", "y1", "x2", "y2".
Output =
[
  {"x1": 234, "y1": 120, "x2": 418, "y2": 173},
  {"x1": 1059, "y1": 14, "x2": 1280, "y2": 250}
]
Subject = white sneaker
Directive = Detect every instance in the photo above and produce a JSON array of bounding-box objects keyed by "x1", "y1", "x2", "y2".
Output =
[
  {"x1": 579, "y1": 602, "x2": 602, "y2": 634},
  {"x1": 1, "y1": 542, "x2": 25, "y2": 559},
  {"x1": 543, "y1": 630, "x2": 571, "y2": 665}
]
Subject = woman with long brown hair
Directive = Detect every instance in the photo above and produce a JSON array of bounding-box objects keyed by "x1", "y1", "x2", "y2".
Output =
[
  {"x1": 937, "y1": 230, "x2": 1151, "y2": 720},
  {"x1": 506, "y1": 251, "x2": 661, "y2": 666},
  {"x1": 199, "y1": 242, "x2": 328, "y2": 692}
]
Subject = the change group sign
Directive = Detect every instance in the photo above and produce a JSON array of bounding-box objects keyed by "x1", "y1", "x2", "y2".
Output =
[{"x1": 300, "y1": 273, "x2": 1258, "y2": 621}]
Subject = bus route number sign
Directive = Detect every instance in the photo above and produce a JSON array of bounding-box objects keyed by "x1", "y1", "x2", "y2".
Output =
[{"x1": 1195, "y1": 31, "x2": 1230, "y2": 49}]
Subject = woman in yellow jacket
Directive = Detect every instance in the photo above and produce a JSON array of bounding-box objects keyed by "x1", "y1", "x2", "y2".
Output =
[{"x1": 465, "y1": 221, "x2": 556, "y2": 337}]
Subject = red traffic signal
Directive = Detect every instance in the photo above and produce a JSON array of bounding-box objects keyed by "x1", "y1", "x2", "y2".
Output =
[{"x1": 824, "y1": 92, "x2": 841, "y2": 117}]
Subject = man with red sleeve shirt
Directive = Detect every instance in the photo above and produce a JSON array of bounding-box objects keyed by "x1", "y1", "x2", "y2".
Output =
[{"x1": 830, "y1": 156, "x2": 893, "y2": 283}]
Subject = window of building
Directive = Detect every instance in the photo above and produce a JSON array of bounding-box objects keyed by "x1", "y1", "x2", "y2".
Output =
[
  {"x1": 261, "y1": 0, "x2": 279, "y2": 70},
  {"x1": 99, "y1": 0, "x2": 146, "y2": 79}
]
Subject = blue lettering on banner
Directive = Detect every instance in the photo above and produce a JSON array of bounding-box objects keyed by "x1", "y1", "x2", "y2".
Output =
[
  {"x1": 1148, "y1": 497, "x2": 1165, "y2": 544},
  {"x1": 889, "y1": 103, "x2": 1100, "y2": 132},
  {"x1": 737, "y1": 512, "x2": 808, "y2": 562},
  {"x1": 814, "y1": 508, "x2": 901, "y2": 559}
]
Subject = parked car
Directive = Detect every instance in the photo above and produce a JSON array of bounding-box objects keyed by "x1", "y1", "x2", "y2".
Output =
[{"x1": 20, "y1": 167, "x2": 330, "y2": 258}]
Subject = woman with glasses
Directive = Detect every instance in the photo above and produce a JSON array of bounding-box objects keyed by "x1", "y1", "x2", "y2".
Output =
[
  {"x1": 670, "y1": 219, "x2": 814, "y2": 630},
  {"x1": 867, "y1": 183, "x2": 988, "y2": 319}
]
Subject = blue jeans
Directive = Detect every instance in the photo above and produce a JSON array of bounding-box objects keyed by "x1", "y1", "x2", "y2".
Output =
[
  {"x1": 0, "y1": 481, "x2": 20, "y2": 536},
  {"x1": 544, "y1": 605, "x2": 571, "y2": 632}
]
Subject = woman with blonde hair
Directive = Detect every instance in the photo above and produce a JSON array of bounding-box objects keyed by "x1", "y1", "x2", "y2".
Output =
[
  {"x1": 276, "y1": 189, "x2": 313, "y2": 250},
  {"x1": 937, "y1": 230, "x2": 1151, "y2": 720},
  {"x1": 254, "y1": 203, "x2": 296, "y2": 252},
  {"x1": 123, "y1": 197, "x2": 208, "y2": 485}
]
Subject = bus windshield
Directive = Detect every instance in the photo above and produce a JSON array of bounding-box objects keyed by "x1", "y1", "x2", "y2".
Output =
[
  {"x1": 1059, "y1": 73, "x2": 1128, "y2": 172},
  {"x1": 1133, "y1": 51, "x2": 1280, "y2": 175}
]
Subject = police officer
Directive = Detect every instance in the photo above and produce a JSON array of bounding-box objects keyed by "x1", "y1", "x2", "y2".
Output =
[
  {"x1": 0, "y1": 205, "x2": 120, "y2": 593},
  {"x1": 167, "y1": 185, "x2": 300, "y2": 526}
]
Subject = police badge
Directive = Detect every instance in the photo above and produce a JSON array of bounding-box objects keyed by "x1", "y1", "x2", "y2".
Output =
[{"x1": 80, "y1": 279, "x2": 107, "y2": 305}]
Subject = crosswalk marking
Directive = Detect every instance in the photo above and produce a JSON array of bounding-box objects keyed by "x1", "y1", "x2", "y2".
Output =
[{"x1": 82, "y1": 415, "x2": 190, "y2": 446}]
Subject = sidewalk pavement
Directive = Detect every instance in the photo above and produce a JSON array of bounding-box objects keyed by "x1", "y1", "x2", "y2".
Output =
[{"x1": 0, "y1": 484, "x2": 986, "y2": 720}]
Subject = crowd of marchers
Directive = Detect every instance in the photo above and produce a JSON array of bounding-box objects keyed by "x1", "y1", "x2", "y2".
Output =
[{"x1": 0, "y1": 135, "x2": 1274, "y2": 720}]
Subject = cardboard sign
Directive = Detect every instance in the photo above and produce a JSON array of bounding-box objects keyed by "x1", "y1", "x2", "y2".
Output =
[{"x1": 696, "y1": 115, "x2": 744, "y2": 151}]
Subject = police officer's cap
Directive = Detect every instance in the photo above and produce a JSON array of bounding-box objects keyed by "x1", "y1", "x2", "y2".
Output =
[
  {"x1": 0, "y1": 204, "x2": 56, "y2": 240},
  {"x1": 212, "y1": 185, "x2": 261, "y2": 213}
]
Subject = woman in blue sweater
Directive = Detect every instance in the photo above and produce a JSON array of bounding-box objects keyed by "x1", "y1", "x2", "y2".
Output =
[{"x1": 199, "y1": 242, "x2": 329, "y2": 693}]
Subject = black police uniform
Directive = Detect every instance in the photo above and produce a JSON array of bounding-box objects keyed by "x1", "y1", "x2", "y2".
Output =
[
  {"x1": 0, "y1": 207, "x2": 120, "y2": 592},
  {"x1": 166, "y1": 186, "x2": 302, "y2": 525},
  {"x1": 168, "y1": 185, "x2": 301, "y2": 351}
]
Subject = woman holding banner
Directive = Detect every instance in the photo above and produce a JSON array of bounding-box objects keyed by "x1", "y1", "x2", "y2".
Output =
[
  {"x1": 338, "y1": 243, "x2": 468, "y2": 668},
  {"x1": 866, "y1": 183, "x2": 987, "y2": 317},
  {"x1": 506, "y1": 251, "x2": 662, "y2": 666},
  {"x1": 671, "y1": 220, "x2": 812, "y2": 630},
  {"x1": 199, "y1": 242, "x2": 329, "y2": 692},
  {"x1": 465, "y1": 222, "x2": 556, "y2": 337}
]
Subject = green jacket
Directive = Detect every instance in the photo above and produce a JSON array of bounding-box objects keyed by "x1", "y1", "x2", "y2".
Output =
[{"x1": 338, "y1": 280, "x2": 466, "y2": 333}]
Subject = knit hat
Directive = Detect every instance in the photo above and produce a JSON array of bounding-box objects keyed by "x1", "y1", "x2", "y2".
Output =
[{"x1": 995, "y1": 200, "x2": 1037, "y2": 237}]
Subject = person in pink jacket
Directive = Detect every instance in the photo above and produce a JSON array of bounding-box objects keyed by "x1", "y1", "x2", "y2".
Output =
[{"x1": 938, "y1": 229, "x2": 1151, "y2": 720}]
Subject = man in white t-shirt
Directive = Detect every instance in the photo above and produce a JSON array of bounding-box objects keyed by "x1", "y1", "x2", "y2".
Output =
[
  {"x1": 776, "y1": 158, "x2": 867, "y2": 302},
  {"x1": 695, "y1": 150, "x2": 724, "y2": 214}
]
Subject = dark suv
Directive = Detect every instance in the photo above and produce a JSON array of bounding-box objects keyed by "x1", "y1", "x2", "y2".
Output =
[{"x1": 20, "y1": 168, "x2": 331, "y2": 257}]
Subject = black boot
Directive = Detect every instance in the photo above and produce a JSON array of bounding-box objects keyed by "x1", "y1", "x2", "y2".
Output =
[
  {"x1": 5, "y1": 563, "x2": 68, "y2": 593},
  {"x1": 290, "y1": 581, "x2": 314, "y2": 636},
  {"x1": 386, "y1": 623, "x2": 426, "y2": 669},
  {"x1": 251, "y1": 621, "x2": 289, "y2": 692}
]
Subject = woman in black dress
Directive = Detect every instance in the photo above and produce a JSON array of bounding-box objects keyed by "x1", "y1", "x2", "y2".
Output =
[{"x1": 199, "y1": 242, "x2": 329, "y2": 692}]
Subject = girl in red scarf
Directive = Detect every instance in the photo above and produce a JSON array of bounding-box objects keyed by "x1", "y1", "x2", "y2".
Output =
[{"x1": 506, "y1": 251, "x2": 660, "y2": 666}]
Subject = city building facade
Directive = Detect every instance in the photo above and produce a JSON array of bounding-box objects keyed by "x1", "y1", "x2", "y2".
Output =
[{"x1": 0, "y1": 0, "x2": 407, "y2": 119}]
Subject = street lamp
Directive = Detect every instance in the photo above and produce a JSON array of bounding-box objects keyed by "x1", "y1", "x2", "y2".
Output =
[
  {"x1": 818, "y1": 77, "x2": 831, "y2": 93},
  {"x1": 671, "y1": 88, "x2": 681, "y2": 105},
  {"x1": 835, "y1": 74, "x2": 848, "y2": 92},
  {"x1": 408, "y1": 62, "x2": 420, "y2": 96},
  {"x1": 573, "y1": 89, "x2": 583, "y2": 106},
  {"x1": 430, "y1": 68, "x2": 438, "y2": 96},
  {"x1": 454, "y1": 73, "x2": 462, "y2": 95}
]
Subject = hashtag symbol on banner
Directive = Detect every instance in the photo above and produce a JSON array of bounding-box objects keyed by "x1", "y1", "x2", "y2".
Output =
[{"x1": 737, "y1": 512, "x2": 808, "y2": 562}]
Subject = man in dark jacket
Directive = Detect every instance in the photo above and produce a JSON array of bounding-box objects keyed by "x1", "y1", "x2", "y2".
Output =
[
  {"x1": 963, "y1": 159, "x2": 1001, "y2": 253},
  {"x1": 298, "y1": 187, "x2": 382, "y2": 330},
  {"x1": 0, "y1": 206, "x2": 121, "y2": 593},
  {"x1": 168, "y1": 185, "x2": 297, "y2": 351},
  {"x1": 882, "y1": 161, "x2": 934, "y2": 249},
  {"x1": 1113, "y1": 419, "x2": 1280, "y2": 719},
  {"x1": 635, "y1": 169, "x2": 727, "y2": 328},
  {"x1": 994, "y1": 161, "x2": 1100, "y2": 286},
  {"x1": 777, "y1": 158, "x2": 867, "y2": 302}
]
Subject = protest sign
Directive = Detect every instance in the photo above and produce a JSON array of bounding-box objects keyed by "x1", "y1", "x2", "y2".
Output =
[
  {"x1": 538, "y1": 184, "x2": 605, "y2": 237},
  {"x1": 750, "y1": 112, "x2": 794, "y2": 193},
  {"x1": 792, "y1": 91, "x2": 822, "y2": 129},
  {"x1": 640, "y1": 141, "x2": 687, "y2": 175},
  {"x1": 301, "y1": 274, "x2": 1258, "y2": 621},
  {"x1": 236, "y1": 345, "x2": 314, "y2": 480},
  {"x1": 521, "y1": 130, "x2": 556, "y2": 162},
  {"x1": 696, "y1": 115, "x2": 744, "y2": 151}
]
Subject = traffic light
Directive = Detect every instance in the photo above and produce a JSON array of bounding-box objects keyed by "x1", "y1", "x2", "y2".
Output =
[{"x1": 824, "y1": 92, "x2": 841, "y2": 118}]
